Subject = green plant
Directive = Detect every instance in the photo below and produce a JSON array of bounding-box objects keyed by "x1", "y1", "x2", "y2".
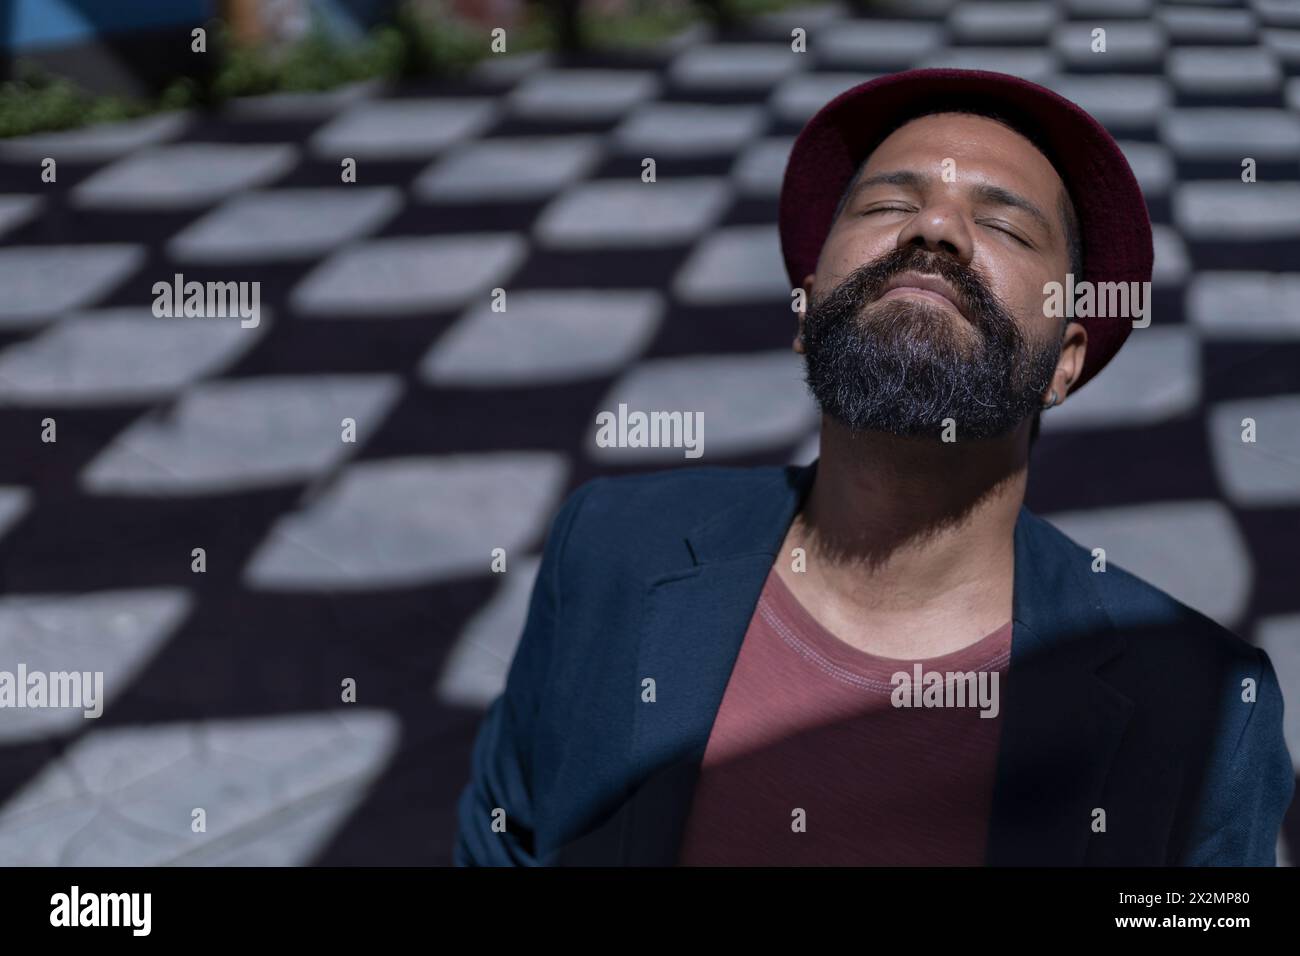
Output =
[
  {"x1": 0, "y1": 0, "x2": 810, "y2": 139},
  {"x1": 0, "y1": 65, "x2": 150, "y2": 138}
]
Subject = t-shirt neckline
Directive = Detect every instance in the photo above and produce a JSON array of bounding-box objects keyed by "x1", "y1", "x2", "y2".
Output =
[{"x1": 762, "y1": 566, "x2": 1014, "y2": 679}]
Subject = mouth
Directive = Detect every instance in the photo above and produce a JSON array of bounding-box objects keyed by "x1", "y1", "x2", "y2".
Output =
[{"x1": 876, "y1": 272, "x2": 966, "y2": 317}]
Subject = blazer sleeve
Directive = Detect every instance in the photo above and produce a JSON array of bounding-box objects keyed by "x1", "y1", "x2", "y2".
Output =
[
  {"x1": 452, "y1": 478, "x2": 599, "y2": 866},
  {"x1": 1178, "y1": 646, "x2": 1296, "y2": 866}
]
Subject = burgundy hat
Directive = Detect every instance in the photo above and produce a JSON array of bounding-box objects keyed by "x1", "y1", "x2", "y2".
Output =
[{"x1": 779, "y1": 68, "x2": 1153, "y2": 392}]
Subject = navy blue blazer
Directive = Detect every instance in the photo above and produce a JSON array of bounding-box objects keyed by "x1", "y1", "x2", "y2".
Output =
[{"x1": 454, "y1": 462, "x2": 1294, "y2": 866}]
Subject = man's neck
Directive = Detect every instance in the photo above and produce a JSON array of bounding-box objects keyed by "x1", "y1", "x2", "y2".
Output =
[{"x1": 779, "y1": 416, "x2": 1031, "y2": 658}]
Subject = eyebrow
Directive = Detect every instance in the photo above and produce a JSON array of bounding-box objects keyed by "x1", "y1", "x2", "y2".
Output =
[{"x1": 844, "y1": 170, "x2": 1055, "y2": 238}]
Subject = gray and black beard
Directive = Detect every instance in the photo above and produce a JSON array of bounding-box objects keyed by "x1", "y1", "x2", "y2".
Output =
[{"x1": 800, "y1": 245, "x2": 1062, "y2": 440}]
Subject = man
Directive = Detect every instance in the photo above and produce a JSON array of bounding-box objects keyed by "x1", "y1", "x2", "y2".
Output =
[{"x1": 454, "y1": 69, "x2": 1294, "y2": 866}]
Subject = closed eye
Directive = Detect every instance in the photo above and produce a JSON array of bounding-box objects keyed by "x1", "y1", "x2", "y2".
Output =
[
  {"x1": 979, "y1": 220, "x2": 1032, "y2": 247},
  {"x1": 859, "y1": 204, "x2": 914, "y2": 217}
]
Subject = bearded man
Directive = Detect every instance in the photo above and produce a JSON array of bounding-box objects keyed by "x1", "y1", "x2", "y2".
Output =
[{"x1": 455, "y1": 69, "x2": 1294, "y2": 867}]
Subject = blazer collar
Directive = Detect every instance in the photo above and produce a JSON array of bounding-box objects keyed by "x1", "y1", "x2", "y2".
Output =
[
  {"x1": 685, "y1": 458, "x2": 1125, "y2": 668},
  {"x1": 690, "y1": 459, "x2": 1127, "y2": 665},
  {"x1": 684, "y1": 461, "x2": 819, "y2": 564}
]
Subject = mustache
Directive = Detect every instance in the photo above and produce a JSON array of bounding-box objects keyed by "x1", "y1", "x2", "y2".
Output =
[{"x1": 808, "y1": 246, "x2": 1022, "y2": 348}]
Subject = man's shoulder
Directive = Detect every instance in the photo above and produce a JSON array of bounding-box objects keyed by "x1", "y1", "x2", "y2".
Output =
[
  {"x1": 580, "y1": 461, "x2": 790, "y2": 498},
  {"x1": 566, "y1": 463, "x2": 792, "y2": 525},
  {"x1": 1024, "y1": 508, "x2": 1263, "y2": 671},
  {"x1": 552, "y1": 464, "x2": 794, "y2": 566}
]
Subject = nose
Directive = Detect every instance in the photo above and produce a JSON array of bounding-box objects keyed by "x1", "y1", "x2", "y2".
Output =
[{"x1": 894, "y1": 198, "x2": 974, "y2": 267}]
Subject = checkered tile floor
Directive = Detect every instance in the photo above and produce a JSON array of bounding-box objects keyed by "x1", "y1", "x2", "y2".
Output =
[{"x1": 0, "y1": 0, "x2": 1297, "y2": 865}]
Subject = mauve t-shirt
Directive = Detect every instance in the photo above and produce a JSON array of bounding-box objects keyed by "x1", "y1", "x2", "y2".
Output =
[{"x1": 676, "y1": 567, "x2": 1012, "y2": 866}]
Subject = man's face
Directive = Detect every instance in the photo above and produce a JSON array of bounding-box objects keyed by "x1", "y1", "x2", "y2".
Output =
[{"x1": 797, "y1": 111, "x2": 1084, "y2": 440}]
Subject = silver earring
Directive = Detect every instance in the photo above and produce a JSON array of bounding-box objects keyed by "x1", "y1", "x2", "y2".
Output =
[{"x1": 1043, "y1": 390, "x2": 1058, "y2": 409}]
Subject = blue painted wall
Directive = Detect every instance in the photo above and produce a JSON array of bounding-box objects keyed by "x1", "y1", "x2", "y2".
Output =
[
  {"x1": 0, "y1": 0, "x2": 395, "y2": 53},
  {"x1": 1, "y1": 0, "x2": 215, "y2": 51}
]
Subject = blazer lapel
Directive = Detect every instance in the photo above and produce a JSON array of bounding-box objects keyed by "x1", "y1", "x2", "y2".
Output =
[
  {"x1": 621, "y1": 464, "x2": 817, "y2": 865},
  {"x1": 983, "y1": 506, "x2": 1134, "y2": 865}
]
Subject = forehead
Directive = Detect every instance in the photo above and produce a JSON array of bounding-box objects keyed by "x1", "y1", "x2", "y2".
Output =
[{"x1": 861, "y1": 112, "x2": 1064, "y2": 200}]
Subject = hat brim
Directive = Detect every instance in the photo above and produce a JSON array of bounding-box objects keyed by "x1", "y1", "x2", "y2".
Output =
[{"x1": 778, "y1": 68, "x2": 1153, "y2": 392}]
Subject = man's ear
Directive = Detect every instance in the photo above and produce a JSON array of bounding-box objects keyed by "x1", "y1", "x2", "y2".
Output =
[
  {"x1": 1043, "y1": 320, "x2": 1087, "y2": 407},
  {"x1": 794, "y1": 272, "x2": 816, "y2": 354}
]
